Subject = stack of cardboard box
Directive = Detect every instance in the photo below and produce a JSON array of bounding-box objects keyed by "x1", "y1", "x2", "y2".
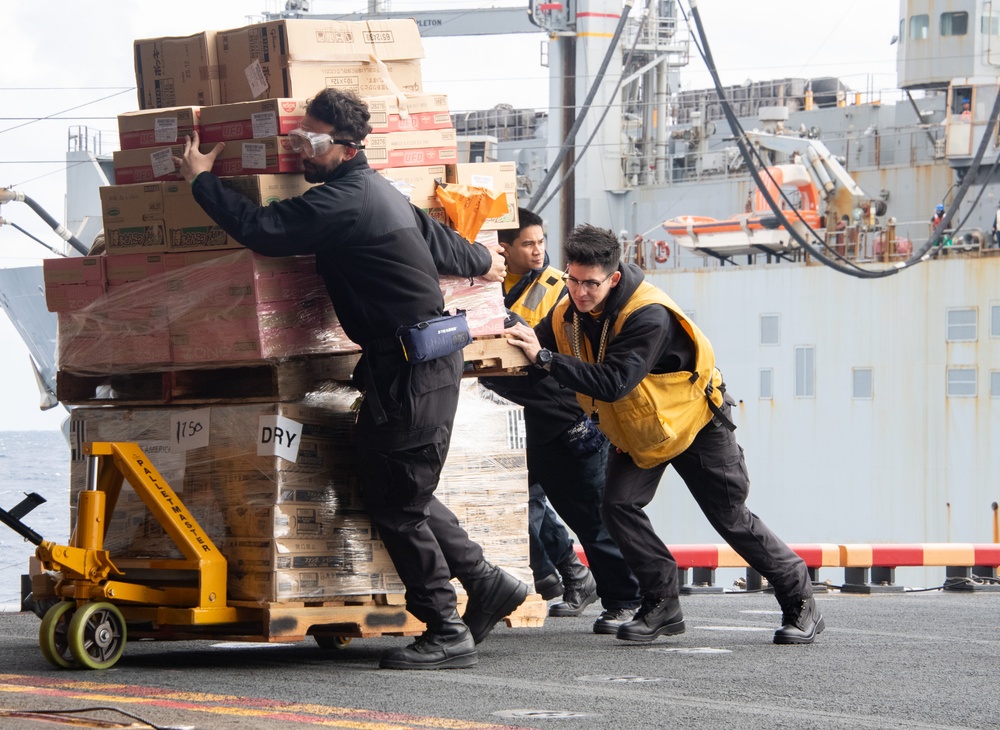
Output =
[
  {"x1": 48, "y1": 18, "x2": 530, "y2": 607},
  {"x1": 68, "y1": 381, "x2": 530, "y2": 602}
]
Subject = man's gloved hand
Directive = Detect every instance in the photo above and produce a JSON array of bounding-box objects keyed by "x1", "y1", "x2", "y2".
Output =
[{"x1": 561, "y1": 413, "x2": 607, "y2": 456}]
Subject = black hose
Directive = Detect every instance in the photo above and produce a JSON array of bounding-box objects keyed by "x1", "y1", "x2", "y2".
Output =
[{"x1": 18, "y1": 193, "x2": 89, "y2": 255}]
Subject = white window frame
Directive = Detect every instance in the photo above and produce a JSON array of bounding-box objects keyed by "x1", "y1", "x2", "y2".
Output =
[
  {"x1": 946, "y1": 307, "x2": 978, "y2": 341},
  {"x1": 947, "y1": 367, "x2": 977, "y2": 397},
  {"x1": 794, "y1": 346, "x2": 815, "y2": 398},
  {"x1": 852, "y1": 367, "x2": 874, "y2": 400},
  {"x1": 759, "y1": 368, "x2": 774, "y2": 400}
]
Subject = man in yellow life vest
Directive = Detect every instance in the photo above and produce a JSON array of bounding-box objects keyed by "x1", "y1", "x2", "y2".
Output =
[
  {"x1": 505, "y1": 224, "x2": 824, "y2": 645},
  {"x1": 483, "y1": 210, "x2": 642, "y2": 634}
]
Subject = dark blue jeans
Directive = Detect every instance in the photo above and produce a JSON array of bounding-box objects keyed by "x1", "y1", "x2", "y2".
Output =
[
  {"x1": 529, "y1": 440, "x2": 641, "y2": 611},
  {"x1": 528, "y1": 484, "x2": 575, "y2": 581}
]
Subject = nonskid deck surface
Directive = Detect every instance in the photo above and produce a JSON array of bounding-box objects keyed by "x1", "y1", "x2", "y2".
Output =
[{"x1": 1, "y1": 590, "x2": 997, "y2": 729}]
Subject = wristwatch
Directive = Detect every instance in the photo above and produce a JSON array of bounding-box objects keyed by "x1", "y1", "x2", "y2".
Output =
[{"x1": 535, "y1": 348, "x2": 553, "y2": 371}]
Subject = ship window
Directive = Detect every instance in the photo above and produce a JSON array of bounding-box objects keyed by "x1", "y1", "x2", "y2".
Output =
[
  {"x1": 852, "y1": 368, "x2": 874, "y2": 399},
  {"x1": 992, "y1": 304, "x2": 1000, "y2": 336},
  {"x1": 992, "y1": 371, "x2": 1000, "y2": 397},
  {"x1": 981, "y1": 14, "x2": 1000, "y2": 36},
  {"x1": 947, "y1": 308, "x2": 977, "y2": 341},
  {"x1": 947, "y1": 368, "x2": 977, "y2": 397},
  {"x1": 760, "y1": 368, "x2": 773, "y2": 400},
  {"x1": 910, "y1": 14, "x2": 929, "y2": 40},
  {"x1": 760, "y1": 314, "x2": 780, "y2": 345},
  {"x1": 794, "y1": 346, "x2": 815, "y2": 398},
  {"x1": 941, "y1": 12, "x2": 969, "y2": 36}
]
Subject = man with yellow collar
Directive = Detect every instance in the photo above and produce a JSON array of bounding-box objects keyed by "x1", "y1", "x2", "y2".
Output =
[
  {"x1": 483, "y1": 210, "x2": 642, "y2": 634},
  {"x1": 505, "y1": 224, "x2": 824, "y2": 645}
]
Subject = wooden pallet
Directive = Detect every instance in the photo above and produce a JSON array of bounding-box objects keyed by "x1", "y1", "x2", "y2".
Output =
[
  {"x1": 57, "y1": 337, "x2": 527, "y2": 405},
  {"x1": 57, "y1": 354, "x2": 360, "y2": 406},
  {"x1": 462, "y1": 335, "x2": 530, "y2": 375},
  {"x1": 126, "y1": 593, "x2": 547, "y2": 644}
]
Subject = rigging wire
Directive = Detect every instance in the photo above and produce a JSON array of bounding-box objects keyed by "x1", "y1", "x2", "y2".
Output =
[
  {"x1": 527, "y1": 0, "x2": 637, "y2": 211},
  {"x1": 534, "y1": 4, "x2": 650, "y2": 215},
  {"x1": 684, "y1": 0, "x2": 1000, "y2": 279}
]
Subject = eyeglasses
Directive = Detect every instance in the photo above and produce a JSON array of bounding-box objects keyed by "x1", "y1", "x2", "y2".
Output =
[
  {"x1": 561, "y1": 271, "x2": 614, "y2": 292},
  {"x1": 288, "y1": 128, "x2": 364, "y2": 158}
]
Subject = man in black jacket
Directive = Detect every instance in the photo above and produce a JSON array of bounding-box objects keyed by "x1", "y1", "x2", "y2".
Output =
[{"x1": 176, "y1": 88, "x2": 528, "y2": 670}]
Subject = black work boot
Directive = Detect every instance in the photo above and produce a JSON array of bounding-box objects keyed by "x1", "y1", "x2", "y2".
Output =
[
  {"x1": 534, "y1": 571, "x2": 564, "y2": 601},
  {"x1": 592, "y1": 607, "x2": 635, "y2": 635},
  {"x1": 548, "y1": 553, "x2": 598, "y2": 617},
  {"x1": 616, "y1": 595, "x2": 685, "y2": 642},
  {"x1": 379, "y1": 611, "x2": 478, "y2": 670},
  {"x1": 773, "y1": 595, "x2": 825, "y2": 645},
  {"x1": 461, "y1": 562, "x2": 530, "y2": 644}
]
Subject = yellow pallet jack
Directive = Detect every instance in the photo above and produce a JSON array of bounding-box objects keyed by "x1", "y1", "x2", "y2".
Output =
[
  {"x1": 2, "y1": 442, "x2": 246, "y2": 669},
  {"x1": 1, "y1": 441, "x2": 547, "y2": 670}
]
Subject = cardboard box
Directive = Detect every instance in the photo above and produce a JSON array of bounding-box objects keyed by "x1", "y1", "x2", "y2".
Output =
[
  {"x1": 445, "y1": 162, "x2": 520, "y2": 230},
  {"x1": 365, "y1": 128, "x2": 458, "y2": 170},
  {"x1": 134, "y1": 31, "x2": 221, "y2": 110},
  {"x1": 101, "y1": 176, "x2": 314, "y2": 255},
  {"x1": 216, "y1": 19, "x2": 424, "y2": 103},
  {"x1": 199, "y1": 98, "x2": 307, "y2": 143},
  {"x1": 100, "y1": 182, "x2": 231, "y2": 255},
  {"x1": 118, "y1": 107, "x2": 201, "y2": 150},
  {"x1": 210, "y1": 136, "x2": 303, "y2": 176},
  {"x1": 112, "y1": 145, "x2": 187, "y2": 184},
  {"x1": 42, "y1": 257, "x2": 106, "y2": 313},
  {"x1": 367, "y1": 93, "x2": 452, "y2": 133},
  {"x1": 378, "y1": 164, "x2": 447, "y2": 221}
]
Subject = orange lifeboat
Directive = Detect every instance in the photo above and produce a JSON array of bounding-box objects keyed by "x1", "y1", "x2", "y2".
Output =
[{"x1": 663, "y1": 165, "x2": 822, "y2": 257}]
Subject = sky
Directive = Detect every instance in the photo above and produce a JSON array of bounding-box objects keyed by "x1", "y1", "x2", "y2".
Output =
[{"x1": 0, "y1": 0, "x2": 902, "y2": 431}]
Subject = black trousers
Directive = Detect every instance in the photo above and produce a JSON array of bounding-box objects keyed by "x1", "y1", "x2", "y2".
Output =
[
  {"x1": 356, "y1": 348, "x2": 484, "y2": 627},
  {"x1": 530, "y1": 440, "x2": 642, "y2": 611},
  {"x1": 601, "y1": 401, "x2": 811, "y2": 607}
]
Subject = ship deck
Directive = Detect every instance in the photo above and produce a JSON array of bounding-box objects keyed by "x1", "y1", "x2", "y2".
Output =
[{"x1": 1, "y1": 588, "x2": 997, "y2": 729}]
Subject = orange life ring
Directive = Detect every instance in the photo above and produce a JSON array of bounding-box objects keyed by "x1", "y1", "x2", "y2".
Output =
[{"x1": 654, "y1": 240, "x2": 670, "y2": 263}]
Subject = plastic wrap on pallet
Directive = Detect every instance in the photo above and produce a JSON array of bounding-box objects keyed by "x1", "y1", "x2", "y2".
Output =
[
  {"x1": 68, "y1": 381, "x2": 529, "y2": 603},
  {"x1": 53, "y1": 249, "x2": 506, "y2": 374}
]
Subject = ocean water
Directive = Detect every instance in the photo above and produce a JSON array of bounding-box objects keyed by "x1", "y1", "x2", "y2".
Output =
[{"x1": 0, "y1": 431, "x2": 70, "y2": 610}]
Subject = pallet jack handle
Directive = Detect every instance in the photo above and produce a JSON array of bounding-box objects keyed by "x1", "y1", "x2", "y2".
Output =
[{"x1": 0, "y1": 492, "x2": 47, "y2": 545}]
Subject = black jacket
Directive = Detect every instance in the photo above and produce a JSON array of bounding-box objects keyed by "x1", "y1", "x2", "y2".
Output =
[
  {"x1": 191, "y1": 153, "x2": 493, "y2": 347},
  {"x1": 535, "y1": 262, "x2": 696, "y2": 404}
]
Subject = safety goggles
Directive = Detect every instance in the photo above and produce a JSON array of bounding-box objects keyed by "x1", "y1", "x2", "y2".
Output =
[{"x1": 288, "y1": 128, "x2": 364, "y2": 158}]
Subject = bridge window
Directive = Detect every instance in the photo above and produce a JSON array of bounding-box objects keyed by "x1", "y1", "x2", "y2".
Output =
[
  {"x1": 941, "y1": 11, "x2": 969, "y2": 36},
  {"x1": 947, "y1": 308, "x2": 977, "y2": 341},
  {"x1": 794, "y1": 346, "x2": 815, "y2": 398},
  {"x1": 992, "y1": 371, "x2": 1000, "y2": 397},
  {"x1": 852, "y1": 368, "x2": 874, "y2": 399},
  {"x1": 947, "y1": 368, "x2": 977, "y2": 397},
  {"x1": 760, "y1": 314, "x2": 780, "y2": 345},
  {"x1": 992, "y1": 304, "x2": 1000, "y2": 336},
  {"x1": 910, "y1": 14, "x2": 929, "y2": 40},
  {"x1": 759, "y1": 368, "x2": 773, "y2": 400}
]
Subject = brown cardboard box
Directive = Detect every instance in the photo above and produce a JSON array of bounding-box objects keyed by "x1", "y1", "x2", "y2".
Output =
[
  {"x1": 210, "y1": 136, "x2": 303, "y2": 176},
  {"x1": 367, "y1": 93, "x2": 452, "y2": 133},
  {"x1": 42, "y1": 257, "x2": 106, "y2": 312},
  {"x1": 118, "y1": 107, "x2": 201, "y2": 150},
  {"x1": 378, "y1": 165, "x2": 447, "y2": 222},
  {"x1": 365, "y1": 129, "x2": 458, "y2": 170},
  {"x1": 101, "y1": 176, "x2": 315, "y2": 255},
  {"x1": 445, "y1": 162, "x2": 520, "y2": 230},
  {"x1": 216, "y1": 19, "x2": 424, "y2": 103},
  {"x1": 134, "y1": 31, "x2": 221, "y2": 110},
  {"x1": 199, "y1": 98, "x2": 308, "y2": 143},
  {"x1": 112, "y1": 145, "x2": 187, "y2": 184}
]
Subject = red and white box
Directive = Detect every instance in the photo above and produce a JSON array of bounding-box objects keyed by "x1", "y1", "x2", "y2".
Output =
[
  {"x1": 367, "y1": 93, "x2": 452, "y2": 133},
  {"x1": 200, "y1": 99, "x2": 308, "y2": 143}
]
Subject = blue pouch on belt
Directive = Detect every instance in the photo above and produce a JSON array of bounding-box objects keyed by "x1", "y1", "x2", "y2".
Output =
[{"x1": 395, "y1": 310, "x2": 471, "y2": 362}]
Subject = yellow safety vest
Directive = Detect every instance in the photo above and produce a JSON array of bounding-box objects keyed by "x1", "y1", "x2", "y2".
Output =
[
  {"x1": 507, "y1": 265, "x2": 566, "y2": 328},
  {"x1": 551, "y1": 280, "x2": 724, "y2": 468}
]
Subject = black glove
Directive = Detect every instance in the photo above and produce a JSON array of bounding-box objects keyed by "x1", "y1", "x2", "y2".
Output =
[{"x1": 560, "y1": 413, "x2": 607, "y2": 457}]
